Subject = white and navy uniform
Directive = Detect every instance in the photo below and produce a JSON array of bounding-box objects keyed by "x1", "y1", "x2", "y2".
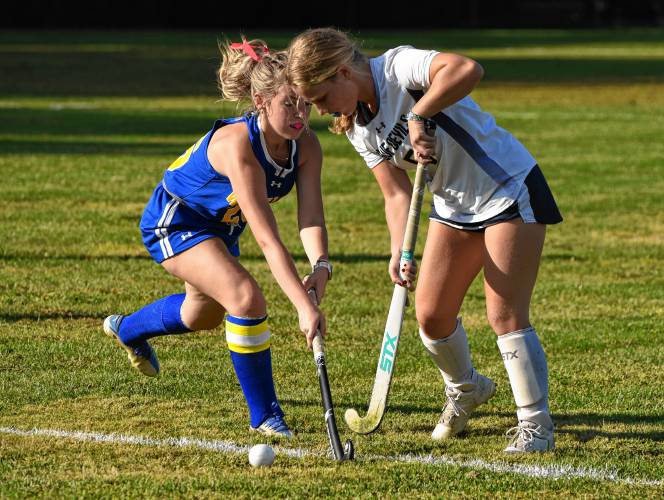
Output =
[
  {"x1": 141, "y1": 114, "x2": 298, "y2": 262},
  {"x1": 347, "y1": 46, "x2": 562, "y2": 230}
]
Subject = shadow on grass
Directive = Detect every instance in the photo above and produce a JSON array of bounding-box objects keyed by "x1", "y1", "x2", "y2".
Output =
[
  {"x1": 0, "y1": 312, "x2": 102, "y2": 322},
  {"x1": 0, "y1": 251, "x2": 394, "y2": 263},
  {"x1": 554, "y1": 412, "x2": 664, "y2": 443},
  {"x1": 404, "y1": 409, "x2": 664, "y2": 442},
  {"x1": 0, "y1": 108, "x2": 333, "y2": 155}
]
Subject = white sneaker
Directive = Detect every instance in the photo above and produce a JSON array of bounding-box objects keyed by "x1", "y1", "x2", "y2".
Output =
[
  {"x1": 431, "y1": 374, "x2": 496, "y2": 440},
  {"x1": 504, "y1": 421, "x2": 555, "y2": 453}
]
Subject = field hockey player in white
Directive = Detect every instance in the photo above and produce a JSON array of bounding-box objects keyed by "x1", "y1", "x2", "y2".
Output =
[
  {"x1": 102, "y1": 38, "x2": 331, "y2": 439},
  {"x1": 288, "y1": 28, "x2": 563, "y2": 452}
]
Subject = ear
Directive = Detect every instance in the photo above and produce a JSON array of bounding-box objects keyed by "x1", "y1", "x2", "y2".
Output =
[
  {"x1": 253, "y1": 93, "x2": 265, "y2": 110},
  {"x1": 337, "y1": 65, "x2": 352, "y2": 81}
]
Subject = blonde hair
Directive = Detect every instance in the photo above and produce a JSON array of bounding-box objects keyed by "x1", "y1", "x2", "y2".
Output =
[
  {"x1": 217, "y1": 37, "x2": 287, "y2": 113},
  {"x1": 287, "y1": 28, "x2": 367, "y2": 134}
]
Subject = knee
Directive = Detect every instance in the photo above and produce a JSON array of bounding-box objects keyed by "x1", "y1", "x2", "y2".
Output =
[
  {"x1": 486, "y1": 306, "x2": 528, "y2": 335},
  {"x1": 415, "y1": 295, "x2": 456, "y2": 338},
  {"x1": 229, "y1": 281, "x2": 266, "y2": 318}
]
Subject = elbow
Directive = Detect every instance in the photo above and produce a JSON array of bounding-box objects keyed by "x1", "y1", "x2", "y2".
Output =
[
  {"x1": 254, "y1": 234, "x2": 279, "y2": 253},
  {"x1": 469, "y1": 59, "x2": 484, "y2": 85}
]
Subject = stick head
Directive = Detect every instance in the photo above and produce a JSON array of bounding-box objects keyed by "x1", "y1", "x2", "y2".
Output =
[{"x1": 344, "y1": 408, "x2": 382, "y2": 434}]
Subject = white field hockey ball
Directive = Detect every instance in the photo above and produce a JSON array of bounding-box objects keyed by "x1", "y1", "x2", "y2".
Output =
[{"x1": 248, "y1": 444, "x2": 275, "y2": 467}]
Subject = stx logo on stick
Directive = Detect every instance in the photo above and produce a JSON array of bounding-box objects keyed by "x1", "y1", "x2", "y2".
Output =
[
  {"x1": 379, "y1": 332, "x2": 397, "y2": 373},
  {"x1": 501, "y1": 350, "x2": 519, "y2": 361}
]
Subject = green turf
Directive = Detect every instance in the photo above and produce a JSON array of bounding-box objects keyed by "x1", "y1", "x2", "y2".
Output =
[{"x1": 1, "y1": 30, "x2": 663, "y2": 498}]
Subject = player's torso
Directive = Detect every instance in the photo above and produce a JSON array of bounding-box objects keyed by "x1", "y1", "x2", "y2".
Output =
[{"x1": 162, "y1": 114, "x2": 298, "y2": 231}]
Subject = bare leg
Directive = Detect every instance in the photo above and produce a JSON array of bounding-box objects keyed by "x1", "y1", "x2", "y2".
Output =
[
  {"x1": 162, "y1": 238, "x2": 266, "y2": 318},
  {"x1": 484, "y1": 220, "x2": 554, "y2": 449},
  {"x1": 416, "y1": 222, "x2": 496, "y2": 440},
  {"x1": 415, "y1": 222, "x2": 484, "y2": 339},
  {"x1": 483, "y1": 219, "x2": 545, "y2": 335}
]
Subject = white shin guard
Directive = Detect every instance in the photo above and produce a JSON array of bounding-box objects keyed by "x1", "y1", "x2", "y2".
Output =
[
  {"x1": 497, "y1": 327, "x2": 553, "y2": 429},
  {"x1": 419, "y1": 319, "x2": 475, "y2": 392}
]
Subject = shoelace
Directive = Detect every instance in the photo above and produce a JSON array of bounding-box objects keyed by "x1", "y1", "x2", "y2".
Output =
[
  {"x1": 442, "y1": 394, "x2": 467, "y2": 422},
  {"x1": 506, "y1": 425, "x2": 538, "y2": 446}
]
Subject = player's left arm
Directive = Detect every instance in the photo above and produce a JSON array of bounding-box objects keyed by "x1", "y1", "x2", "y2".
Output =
[{"x1": 296, "y1": 129, "x2": 330, "y2": 301}]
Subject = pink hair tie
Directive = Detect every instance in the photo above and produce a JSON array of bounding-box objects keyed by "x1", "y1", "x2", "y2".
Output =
[{"x1": 230, "y1": 37, "x2": 269, "y2": 62}]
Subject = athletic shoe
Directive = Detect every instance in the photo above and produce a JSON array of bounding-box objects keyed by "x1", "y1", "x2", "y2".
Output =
[
  {"x1": 252, "y1": 414, "x2": 293, "y2": 439},
  {"x1": 103, "y1": 315, "x2": 160, "y2": 377},
  {"x1": 431, "y1": 373, "x2": 496, "y2": 440},
  {"x1": 504, "y1": 421, "x2": 555, "y2": 453}
]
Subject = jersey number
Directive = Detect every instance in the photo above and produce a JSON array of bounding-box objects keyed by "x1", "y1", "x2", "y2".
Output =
[
  {"x1": 167, "y1": 135, "x2": 206, "y2": 171},
  {"x1": 221, "y1": 192, "x2": 246, "y2": 225}
]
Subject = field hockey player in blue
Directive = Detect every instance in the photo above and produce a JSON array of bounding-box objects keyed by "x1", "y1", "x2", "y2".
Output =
[
  {"x1": 102, "y1": 38, "x2": 331, "y2": 438},
  {"x1": 288, "y1": 28, "x2": 562, "y2": 452}
]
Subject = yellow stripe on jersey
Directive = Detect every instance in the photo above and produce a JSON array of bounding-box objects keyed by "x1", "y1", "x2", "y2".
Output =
[
  {"x1": 167, "y1": 135, "x2": 206, "y2": 171},
  {"x1": 225, "y1": 317, "x2": 270, "y2": 354}
]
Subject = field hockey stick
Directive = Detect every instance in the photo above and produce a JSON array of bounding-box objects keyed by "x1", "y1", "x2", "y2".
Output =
[
  {"x1": 307, "y1": 288, "x2": 355, "y2": 461},
  {"x1": 344, "y1": 160, "x2": 428, "y2": 434}
]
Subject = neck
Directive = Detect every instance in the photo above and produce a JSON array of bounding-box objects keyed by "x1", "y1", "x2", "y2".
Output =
[
  {"x1": 357, "y1": 61, "x2": 377, "y2": 110},
  {"x1": 259, "y1": 115, "x2": 289, "y2": 161}
]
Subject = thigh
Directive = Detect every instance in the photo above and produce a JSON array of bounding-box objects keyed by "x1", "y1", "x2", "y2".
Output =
[
  {"x1": 162, "y1": 238, "x2": 266, "y2": 318},
  {"x1": 415, "y1": 220, "x2": 485, "y2": 337},
  {"x1": 483, "y1": 219, "x2": 546, "y2": 334}
]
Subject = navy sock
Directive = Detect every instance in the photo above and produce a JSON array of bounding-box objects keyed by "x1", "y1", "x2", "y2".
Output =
[
  {"x1": 119, "y1": 294, "x2": 191, "y2": 346},
  {"x1": 226, "y1": 315, "x2": 282, "y2": 428}
]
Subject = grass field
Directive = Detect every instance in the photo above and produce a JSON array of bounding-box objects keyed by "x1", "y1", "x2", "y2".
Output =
[{"x1": 1, "y1": 29, "x2": 663, "y2": 498}]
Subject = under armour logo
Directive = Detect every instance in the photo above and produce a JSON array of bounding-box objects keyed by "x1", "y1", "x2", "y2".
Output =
[
  {"x1": 271, "y1": 180, "x2": 282, "y2": 188},
  {"x1": 180, "y1": 231, "x2": 193, "y2": 241},
  {"x1": 376, "y1": 121, "x2": 386, "y2": 133},
  {"x1": 501, "y1": 350, "x2": 519, "y2": 361}
]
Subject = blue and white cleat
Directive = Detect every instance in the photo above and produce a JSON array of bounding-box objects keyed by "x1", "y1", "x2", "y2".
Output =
[
  {"x1": 252, "y1": 414, "x2": 293, "y2": 439},
  {"x1": 103, "y1": 315, "x2": 160, "y2": 377}
]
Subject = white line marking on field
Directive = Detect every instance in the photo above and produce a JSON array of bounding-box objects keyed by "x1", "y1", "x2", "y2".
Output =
[{"x1": 1, "y1": 426, "x2": 661, "y2": 487}]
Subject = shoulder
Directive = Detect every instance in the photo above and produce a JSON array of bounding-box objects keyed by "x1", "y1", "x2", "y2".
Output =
[
  {"x1": 296, "y1": 127, "x2": 322, "y2": 165},
  {"x1": 381, "y1": 45, "x2": 438, "y2": 89},
  {"x1": 208, "y1": 119, "x2": 256, "y2": 175},
  {"x1": 209, "y1": 120, "x2": 252, "y2": 157}
]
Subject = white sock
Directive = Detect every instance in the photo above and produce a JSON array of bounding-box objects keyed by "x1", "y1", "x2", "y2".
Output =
[
  {"x1": 419, "y1": 318, "x2": 475, "y2": 392},
  {"x1": 497, "y1": 326, "x2": 553, "y2": 429}
]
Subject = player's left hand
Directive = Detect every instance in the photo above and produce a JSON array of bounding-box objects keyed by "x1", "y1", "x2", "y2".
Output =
[{"x1": 302, "y1": 269, "x2": 328, "y2": 303}]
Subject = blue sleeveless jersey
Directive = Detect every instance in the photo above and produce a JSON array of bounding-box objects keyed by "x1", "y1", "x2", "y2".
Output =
[{"x1": 140, "y1": 114, "x2": 299, "y2": 262}]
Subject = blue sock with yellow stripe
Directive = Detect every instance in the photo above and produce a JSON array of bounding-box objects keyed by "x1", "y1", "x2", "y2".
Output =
[
  {"x1": 118, "y1": 294, "x2": 191, "y2": 346},
  {"x1": 226, "y1": 314, "x2": 283, "y2": 428}
]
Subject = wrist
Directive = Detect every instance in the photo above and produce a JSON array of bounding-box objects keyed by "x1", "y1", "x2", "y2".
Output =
[
  {"x1": 406, "y1": 110, "x2": 437, "y2": 131},
  {"x1": 312, "y1": 257, "x2": 332, "y2": 280}
]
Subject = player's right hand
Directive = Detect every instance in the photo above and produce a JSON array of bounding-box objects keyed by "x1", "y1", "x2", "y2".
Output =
[
  {"x1": 298, "y1": 303, "x2": 326, "y2": 348},
  {"x1": 389, "y1": 254, "x2": 418, "y2": 290}
]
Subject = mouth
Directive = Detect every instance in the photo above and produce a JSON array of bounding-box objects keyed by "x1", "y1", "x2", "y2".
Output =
[{"x1": 290, "y1": 122, "x2": 304, "y2": 130}]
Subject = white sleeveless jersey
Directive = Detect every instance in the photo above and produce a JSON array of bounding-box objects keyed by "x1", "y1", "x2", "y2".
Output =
[{"x1": 346, "y1": 46, "x2": 537, "y2": 223}]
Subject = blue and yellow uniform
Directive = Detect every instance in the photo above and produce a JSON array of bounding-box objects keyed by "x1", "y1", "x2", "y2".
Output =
[{"x1": 141, "y1": 113, "x2": 299, "y2": 262}]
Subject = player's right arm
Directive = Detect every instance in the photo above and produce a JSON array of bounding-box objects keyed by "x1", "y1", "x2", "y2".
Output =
[
  {"x1": 208, "y1": 125, "x2": 325, "y2": 346},
  {"x1": 371, "y1": 161, "x2": 418, "y2": 288}
]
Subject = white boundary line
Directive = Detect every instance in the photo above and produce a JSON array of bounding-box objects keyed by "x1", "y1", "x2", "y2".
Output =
[{"x1": 1, "y1": 426, "x2": 661, "y2": 487}]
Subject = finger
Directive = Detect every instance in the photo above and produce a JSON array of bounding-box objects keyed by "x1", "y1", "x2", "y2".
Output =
[{"x1": 315, "y1": 283, "x2": 325, "y2": 303}]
